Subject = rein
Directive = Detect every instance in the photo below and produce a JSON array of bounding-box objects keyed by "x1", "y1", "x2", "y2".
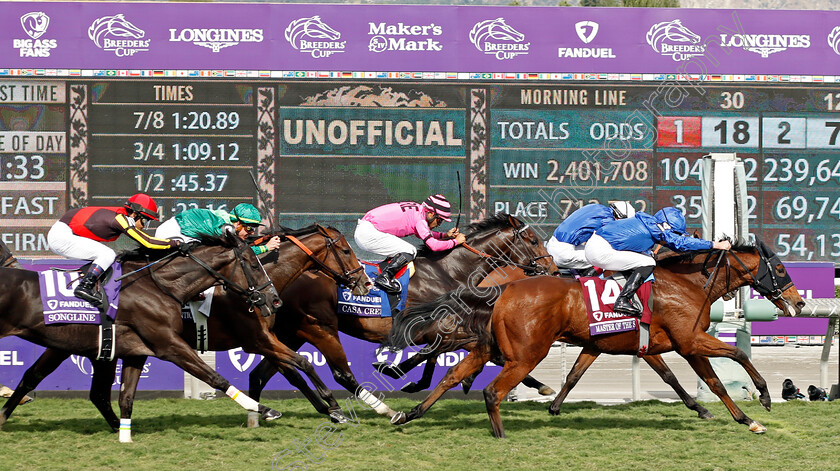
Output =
[
  {"x1": 284, "y1": 234, "x2": 363, "y2": 289},
  {"x1": 700, "y1": 247, "x2": 793, "y2": 301},
  {"x1": 460, "y1": 223, "x2": 551, "y2": 275},
  {"x1": 183, "y1": 244, "x2": 274, "y2": 315}
]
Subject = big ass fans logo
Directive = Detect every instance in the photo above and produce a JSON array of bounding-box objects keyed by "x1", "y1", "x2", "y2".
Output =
[
  {"x1": 646, "y1": 19, "x2": 706, "y2": 61},
  {"x1": 368, "y1": 22, "x2": 443, "y2": 53},
  {"x1": 88, "y1": 14, "x2": 150, "y2": 56},
  {"x1": 469, "y1": 18, "x2": 529, "y2": 60},
  {"x1": 15, "y1": 12, "x2": 57, "y2": 57},
  {"x1": 285, "y1": 16, "x2": 345, "y2": 58}
]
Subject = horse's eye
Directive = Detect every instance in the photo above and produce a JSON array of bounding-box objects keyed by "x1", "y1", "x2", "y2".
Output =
[
  {"x1": 775, "y1": 265, "x2": 786, "y2": 276},
  {"x1": 343, "y1": 248, "x2": 350, "y2": 255},
  {"x1": 530, "y1": 238, "x2": 538, "y2": 246}
]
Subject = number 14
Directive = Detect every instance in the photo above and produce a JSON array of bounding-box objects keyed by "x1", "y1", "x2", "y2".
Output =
[{"x1": 583, "y1": 279, "x2": 621, "y2": 310}]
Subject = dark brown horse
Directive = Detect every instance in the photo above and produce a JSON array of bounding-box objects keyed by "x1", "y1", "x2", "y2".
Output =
[
  {"x1": 248, "y1": 214, "x2": 558, "y2": 421},
  {"x1": 0, "y1": 225, "x2": 371, "y2": 440},
  {"x1": 387, "y1": 240, "x2": 805, "y2": 437}
]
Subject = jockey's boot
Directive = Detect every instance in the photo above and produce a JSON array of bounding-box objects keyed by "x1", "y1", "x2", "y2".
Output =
[
  {"x1": 374, "y1": 252, "x2": 413, "y2": 294},
  {"x1": 577, "y1": 267, "x2": 600, "y2": 277},
  {"x1": 613, "y1": 265, "x2": 654, "y2": 318},
  {"x1": 74, "y1": 264, "x2": 105, "y2": 307}
]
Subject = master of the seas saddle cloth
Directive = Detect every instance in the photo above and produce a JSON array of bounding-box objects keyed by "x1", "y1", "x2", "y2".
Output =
[
  {"x1": 336, "y1": 261, "x2": 411, "y2": 317},
  {"x1": 37, "y1": 264, "x2": 122, "y2": 325},
  {"x1": 578, "y1": 272, "x2": 654, "y2": 335}
]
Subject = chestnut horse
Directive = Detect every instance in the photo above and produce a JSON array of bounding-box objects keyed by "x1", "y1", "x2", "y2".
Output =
[
  {"x1": 388, "y1": 240, "x2": 805, "y2": 437},
  {"x1": 248, "y1": 214, "x2": 558, "y2": 421},
  {"x1": 0, "y1": 225, "x2": 371, "y2": 440}
]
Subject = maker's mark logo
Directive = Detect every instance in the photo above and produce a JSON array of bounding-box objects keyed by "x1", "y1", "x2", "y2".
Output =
[
  {"x1": 15, "y1": 12, "x2": 57, "y2": 57},
  {"x1": 646, "y1": 19, "x2": 706, "y2": 61},
  {"x1": 469, "y1": 18, "x2": 529, "y2": 60},
  {"x1": 285, "y1": 16, "x2": 345, "y2": 58},
  {"x1": 88, "y1": 14, "x2": 150, "y2": 57},
  {"x1": 169, "y1": 28, "x2": 264, "y2": 52},
  {"x1": 367, "y1": 22, "x2": 443, "y2": 53}
]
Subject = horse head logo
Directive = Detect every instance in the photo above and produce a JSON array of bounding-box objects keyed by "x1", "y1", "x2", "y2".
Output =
[
  {"x1": 284, "y1": 16, "x2": 341, "y2": 50},
  {"x1": 87, "y1": 14, "x2": 145, "y2": 49},
  {"x1": 828, "y1": 26, "x2": 840, "y2": 55},
  {"x1": 20, "y1": 12, "x2": 50, "y2": 40},
  {"x1": 469, "y1": 18, "x2": 525, "y2": 52},
  {"x1": 228, "y1": 348, "x2": 257, "y2": 372},
  {"x1": 575, "y1": 21, "x2": 599, "y2": 44},
  {"x1": 646, "y1": 19, "x2": 701, "y2": 53}
]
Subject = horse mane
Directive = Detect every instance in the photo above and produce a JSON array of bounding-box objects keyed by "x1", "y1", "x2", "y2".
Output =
[
  {"x1": 657, "y1": 238, "x2": 754, "y2": 267},
  {"x1": 414, "y1": 213, "x2": 514, "y2": 259}
]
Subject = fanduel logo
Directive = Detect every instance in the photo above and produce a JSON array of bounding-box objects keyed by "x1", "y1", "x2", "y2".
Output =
[
  {"x1": 169, "y1": 28, "x2": 264, "y2": 52},
  {"x1": 15, "y1": 12, "x2": 57, "y2": 57},
  {"x1": 646, "y1": 19, "x2": 705, "y2": 61},
  {"x1": 368, "y1": 22, "x2": 443, "y2": 53},
  {"x1": 829, "y1": 27, "x2": 840, "y2": 55},
  {"x1": 719, "y1": 33, "x2": 810, "y2": 58},
  {"x1": 469, "y1": 18, "x2": 529, "y2": 60},
  {"x1": 558, "y1": 20, "x2": 615, "y2": 59},
  {"x1": 228, "y1": 348, "x2": 257, "y2": 372},
  {"x1": 285, "y1": 16, "x2": 345, "y2": 58},
  {"x1": 88, "y1": 14, "x2": 150, "y2": 57}
]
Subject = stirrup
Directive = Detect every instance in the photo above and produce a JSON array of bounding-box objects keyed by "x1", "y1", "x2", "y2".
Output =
[
  {"x1": 374, "y1": 276, "x2": 401, "y2": 294},
  {"x1": 74, "y1": 288, "x2": 103, "y2": 307},
  {"x1": 613, "y1": 297, "x2": 641, "y2": 317}
]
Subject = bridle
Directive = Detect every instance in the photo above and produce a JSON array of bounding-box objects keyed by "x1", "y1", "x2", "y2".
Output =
[
  {"x1": 281, "y1": 231, "x2": 365, "y2": 291},
  {"x1": 461, "y1": 222, "x2": 552, "y2": 276},
  {"x1": 701, "y1": 245, "x2": 793, "y2": 302}
]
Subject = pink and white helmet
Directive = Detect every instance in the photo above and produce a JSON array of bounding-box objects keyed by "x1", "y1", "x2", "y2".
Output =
[{"x1": 422, "y1": 194, "x2": 452, "y2": 221}]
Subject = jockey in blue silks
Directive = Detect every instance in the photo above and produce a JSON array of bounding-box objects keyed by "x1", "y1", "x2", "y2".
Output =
[
  {"x1": 584, "y1": 206, "x2": 731, "y2": 317},
  {"x1": 546, "y1": 201, "x2": 635, "y2": 276}
]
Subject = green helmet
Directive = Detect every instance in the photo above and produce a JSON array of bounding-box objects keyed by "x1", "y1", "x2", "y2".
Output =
[{"x1": 231, "y1": 203, "x2": 262, "y2": 225}]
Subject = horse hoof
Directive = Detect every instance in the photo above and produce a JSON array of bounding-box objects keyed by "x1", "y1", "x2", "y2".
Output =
[
  {"x1": 760, "y1": 397, "x2": 772, "y2": 412},
  {"x1": 748, "y1": 421, "x2": 766, "y2": 434},
  {"x1": 538, "y1": 386, "x2": 556, "y2": 396},
  {"x1": 698, "y1": 411, "x2": 715, "y2": 420},
  {"x1": 261, "y1": 408, "x2": 282, "y2": 421},
  {"x1": 548, "y1": 406, "x2": 560, "y2": 416},
  {"x1": 390, "y1": 411, "x2": 407, "y2": 425},
  {"x1": 371, "y1": 362, "x2": 397, "y2": 378},
  {"x1": 329, "y1": 410, "x2": 349, "y2": 424},
  {"x1": 247, "y1": 411, "x2": 260, "y2": 428}
]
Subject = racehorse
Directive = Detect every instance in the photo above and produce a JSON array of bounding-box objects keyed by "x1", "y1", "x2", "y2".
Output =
[
  {"x1": 247, "y1": 214, "x2": 558, "y2": 422},
  {"x1": 388, "y1": 239, "x2": 805, "y2": 437},
  {"x1": 0, "y1": 225, "x2": 371, "y2": 440}
]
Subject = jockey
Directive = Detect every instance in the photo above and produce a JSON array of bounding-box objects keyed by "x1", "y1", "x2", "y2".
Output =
[
  {"x1": 546, "y1": 201, "x2": 635, "y2": 275},
  {"x1": 155, "y1": 203, "x2": 281, "y2": 254},
  {"x1": 584, "y1": 206, "x2": 731, "y2": 317},
  {"x1": 47, "y1": 193, "x2": 183, "y2": 306},
  {"x1": 354, "y1": 194, "x2": 466, "y2": 293}
]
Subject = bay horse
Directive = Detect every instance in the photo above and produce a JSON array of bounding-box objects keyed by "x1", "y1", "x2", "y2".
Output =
[
  {"x1": 387, "y1": 240, "x2": 805, "y2": 437},
  {"x1": 247, "y1": 214, "x2": 558, "y2": 422},
  {"x1": 0, "y1": 225, "x2": 371, "y2": 440}
]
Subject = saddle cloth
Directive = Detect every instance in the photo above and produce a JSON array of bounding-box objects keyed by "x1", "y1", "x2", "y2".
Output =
[
  {"x1": 336, "y1": 262, "x2": 410, "y2": 317},
  {"x1": 38, "y1": 264, "x2": 122, "y2": 325},
  {"x1": 579, "y1": 273, "x2": 653, "y2": 336}
]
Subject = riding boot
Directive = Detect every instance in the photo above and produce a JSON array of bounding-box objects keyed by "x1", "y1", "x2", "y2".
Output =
[
  {"x1": 74, "y1": 264, "x2": 105, "y2": 307},
  {"x1": 374, "y1": 252, "x2": 413, "y2": 294},
  {"x1": 613, "y1": 265, "x2": 655, "y2": 318}
]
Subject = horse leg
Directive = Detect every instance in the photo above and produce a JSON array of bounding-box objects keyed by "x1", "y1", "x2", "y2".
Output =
[
  {"x1": 399, "y1": 354, "x2": 439, "y2": 393},
  {"x1": 90, "y1": 359, "x2": 120, "y2": 431},
  {"x1": 460, "y1": 365, "x2": 483, "y2": 394},
  {"x1": 483, "y1": 359, "x2": 542, "y2": 439},
  {"x1": 117, "y1": 356, "x2": 145, "y2": 443},
  {"x1": 372, "y1": 348, "x2": 430, "y2": 380},
  {"x1": 683, "y1": 354, "x2": 765, "y2": 433},
  {"x1": 643, "y1": 354, "x2": 713, "y2": 419},
  {"x1": 520, "y1": 375, "x2": 555, "y2": 396},
  {"x1": 548, "y1": 348, "x2": 600, "y2": 415},
  {"x1": 247, "y1": 357, "x2": 275, "y2": 403},
  {"x1": 391, "y1": 346, "x2": 491, "y2": 426},
  {"x1": 0, "y1": 348, "x2": 70, "y2": 430}
]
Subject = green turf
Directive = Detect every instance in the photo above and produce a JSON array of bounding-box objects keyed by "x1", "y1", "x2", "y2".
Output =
[{"x1": 1, "y1": 396, "x2": 837, "y2": 470}]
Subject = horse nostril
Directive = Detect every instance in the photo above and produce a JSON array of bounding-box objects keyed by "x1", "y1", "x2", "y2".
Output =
[{"x1": 797, "y1": 301, "x2": 806, "y2": 309}]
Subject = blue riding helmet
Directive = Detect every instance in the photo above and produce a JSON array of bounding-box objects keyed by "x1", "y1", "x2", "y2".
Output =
[{"x1": 654, "y1": 207, "x2": 687, "y2": 234}]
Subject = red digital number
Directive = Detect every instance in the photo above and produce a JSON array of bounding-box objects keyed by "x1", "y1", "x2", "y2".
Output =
[{"x1": 657, "y1": 116, "x2": 701, "y2": 148}]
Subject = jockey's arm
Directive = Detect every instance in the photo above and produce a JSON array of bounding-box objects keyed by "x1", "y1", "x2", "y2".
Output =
[{"x1": 116, "y1": 214, "x2": 179, "y2": 250}]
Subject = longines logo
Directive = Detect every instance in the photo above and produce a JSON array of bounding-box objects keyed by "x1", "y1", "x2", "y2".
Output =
[
  {"x1": 285, "y1": 16, "x2": 345, "y2": 58},
  {"x1": 15, "y1": 12, "x2": 57, "y2": 57},
  {"x1": 646, "y1": 19, "x2": 706, "y2": 61},
  {"x1": 88, "y1": 14, "x2": 150, "y2": 57},
  {"x1": 368, "y1": 22, "x2": 443, "y2": 53},
  {"x1": 719, "y1": 32, "x2": 810, "y2": 58},
  {"x1": 469, "y1": 18, "x2": 529, "y2": 60},
  {"x1": 558, "y1": 20, "x2": 615, "y2": 59},
  {"x1": 829, "y1": 26, "x2": 840, "y2": 55},
  {"x1": 169, "y1": 28, "x2": 264, "y2": 52}
]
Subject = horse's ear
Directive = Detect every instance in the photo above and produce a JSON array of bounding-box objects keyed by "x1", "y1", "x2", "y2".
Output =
[
  {"x1": 222, "y1": 224, "x2": 237, "y2": 243},
  {"x1": 507, "y1": 214, "x2": 520, "y2": 228},
  {"x1": 316, "y1": 224, "x2": 330, "y2": 236},
  {"x1": 692, "y1": 230, "x2": 701, "y2": 239}
]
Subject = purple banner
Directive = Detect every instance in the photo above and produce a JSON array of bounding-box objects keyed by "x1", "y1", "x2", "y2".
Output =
[
  {"x1": 2, "y1": 3, "x2": 840, "y2": 75},
  {"x1": 751, "y1": 262, "x2": 834, "y2": 336}
]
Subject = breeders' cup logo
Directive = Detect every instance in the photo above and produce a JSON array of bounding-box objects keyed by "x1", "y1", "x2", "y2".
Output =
[
  {"x1": 829, "y1": 27, "x2": 840, "y2": 55},
  {"x1": 285, "y1": 16, "x2": 345, "y2": 58},
  {"x1": 646, "y1": 19, "x2": 706, "y2": 61},
  {"x1": 368, "y1": 22, "x2": 443, "y2": 53},
  {"x1": 558, "y1": 20, "x2": 615, "y2": 59},
  {"x1": 719, "y1": 31, "x2": 810, "y2": 58},
  {"x1": 15, "y1": 12, "x2": 57, "y2": 57},
  {"x1": 469, "y1": 18, "x2": 529, "y2": 60},
  {"x1": 88, "y1": 14, "x2": 150, "y2": 57},
  {"x1": 169, "y1": 27, "x2": 264, "y2": 53}
]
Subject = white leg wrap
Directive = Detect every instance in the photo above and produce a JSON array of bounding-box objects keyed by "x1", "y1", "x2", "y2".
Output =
[
  {"x1": 358, "y1": 388, "x2": 391, "y2": 416},
  {"x1": 226, "y1": 386, "x2": 259, "y2": 412},
  {"x1": 118, "y1": 418, "x2": 132, "y2": 443}
]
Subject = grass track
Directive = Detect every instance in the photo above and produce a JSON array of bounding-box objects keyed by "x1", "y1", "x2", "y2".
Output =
[{"x1": 1, "y1": 397, "x2": 837, "y2": 470}]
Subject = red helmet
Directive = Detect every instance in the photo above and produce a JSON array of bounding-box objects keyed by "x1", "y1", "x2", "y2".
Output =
[{"x1": 125, "y1": 193, "x2": 159, "y2": 221}]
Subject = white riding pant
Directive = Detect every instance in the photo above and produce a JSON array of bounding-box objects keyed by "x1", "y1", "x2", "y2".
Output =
[
  {"x1": 584, "y1": 234, "x2": 656, "y2": 272},
  {"x1": 154, "y1": 218, "x2": 199, "y2": 242},
  {"x1": 47, "y1": 221, "x2": 116, "y2": 268},
  {"x1": 354, "y1": 219, "x2": 417, "y2": 258},
  {"x1": 545, "y1": 237, "x2": 591, "y2": 269}
]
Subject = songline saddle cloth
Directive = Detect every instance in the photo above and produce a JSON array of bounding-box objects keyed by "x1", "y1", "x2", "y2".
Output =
[
  {"x1": 39, "y1": 264, "x2": 121, "y2": 325},
  {"x1": 579, "y1": 273, "x2": 653, "y2": 335}
]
